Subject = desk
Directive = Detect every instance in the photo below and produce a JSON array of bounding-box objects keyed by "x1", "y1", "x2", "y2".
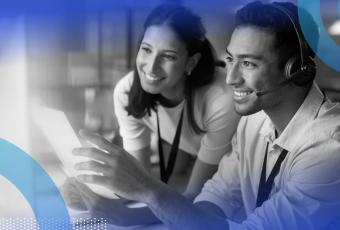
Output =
[{"x1": 47, "y1": 165, "x2": 169, "y2": 230}]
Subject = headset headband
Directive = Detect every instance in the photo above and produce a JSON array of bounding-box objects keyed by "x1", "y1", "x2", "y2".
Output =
[{"x1": 267, "y1": 4, "x2": 310, "y2": 70}]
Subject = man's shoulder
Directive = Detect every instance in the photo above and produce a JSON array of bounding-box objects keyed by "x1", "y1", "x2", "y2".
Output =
[
  {"x1": 308, "y1": 99, "x2": 340, "y2": 141},
  {"x1": 292, "y1": 100, "x2": 340, "y2": 183}
]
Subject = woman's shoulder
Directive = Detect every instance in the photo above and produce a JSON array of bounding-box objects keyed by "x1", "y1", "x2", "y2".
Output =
[
  {"x1": 113, "y1": 71, "x2": 135, "y2": 106},
  {"x1": 114, "y1": 71, "x2": 135, "y2": 94}
]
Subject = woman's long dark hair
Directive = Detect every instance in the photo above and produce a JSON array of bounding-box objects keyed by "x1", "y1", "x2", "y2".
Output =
[{"x1": 125, "y1": 4, "x2": 216, "y2": 134}]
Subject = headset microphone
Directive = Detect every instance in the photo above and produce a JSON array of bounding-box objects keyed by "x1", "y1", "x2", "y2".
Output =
[
  {"x1": 256, "y1": 72, "x2": 303, "y2": 97},
  {"x1": 256, "y1": 62, "x2": 316, "y2": 97},
  {"x1": 256, "y1": 3, "x2": 317, "y2": 97}
]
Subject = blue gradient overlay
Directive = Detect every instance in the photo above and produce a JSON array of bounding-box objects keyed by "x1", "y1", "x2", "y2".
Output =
[
  {"x1": 0, "y1": 0, "x2": 338, "y2": 229},
  {"x1": 0, "y1": 139, "x2": 71, "y2": 229}
]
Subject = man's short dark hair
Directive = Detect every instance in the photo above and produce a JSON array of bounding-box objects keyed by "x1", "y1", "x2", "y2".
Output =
[{"x1": 235, "y1": 1, "x2": 319, "y2": 70}]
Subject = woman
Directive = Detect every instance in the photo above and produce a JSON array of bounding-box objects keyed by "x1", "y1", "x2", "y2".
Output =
[
  {"x1": 113, "y1": 4, "x2": 239, "y2": 200},
  {"x1": 60, "y1": 3, "x2": 239, "y2": 225}
]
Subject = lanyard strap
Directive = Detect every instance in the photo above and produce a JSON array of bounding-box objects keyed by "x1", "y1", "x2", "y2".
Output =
[
  {"x1": 156, "y1": 107, "x2": 184, "y2": 183},
  {"x1": 256, "y1": 142, "x2": 288, "y2": 208}
]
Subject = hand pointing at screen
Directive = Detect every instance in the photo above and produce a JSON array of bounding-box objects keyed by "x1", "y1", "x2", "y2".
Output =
[{"x1": 73, "y1": 129, "x2": 163, "y2": 202}]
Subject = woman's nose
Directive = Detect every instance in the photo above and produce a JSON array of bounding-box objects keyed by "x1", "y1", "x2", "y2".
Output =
[{"x1": 147, "y1": 54, "x2": 162, "y2": 73}]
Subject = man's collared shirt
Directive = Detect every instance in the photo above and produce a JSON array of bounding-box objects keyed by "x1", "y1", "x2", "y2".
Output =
[{"x1": 194, "y1": 82, "x2": 340, "y2": 229}]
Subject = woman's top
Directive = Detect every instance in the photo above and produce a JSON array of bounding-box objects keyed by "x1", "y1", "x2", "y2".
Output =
[{"x1": 113, "y1": 69, "x2": 240, "y2": 165}]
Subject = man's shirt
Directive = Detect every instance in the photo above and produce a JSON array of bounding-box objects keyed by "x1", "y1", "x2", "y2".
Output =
[{"x1": 194, "y1": 82, "x2": 340, "y2": 229}]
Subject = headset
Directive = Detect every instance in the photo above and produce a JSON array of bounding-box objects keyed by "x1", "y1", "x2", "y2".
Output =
[{"x1": 256, "y1": 4, "x2": 317, "y2": 97}]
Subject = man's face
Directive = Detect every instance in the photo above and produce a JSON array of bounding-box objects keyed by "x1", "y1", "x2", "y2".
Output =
[{"x1": 226, "y1": 26, "x2": 286, "y2": 116}]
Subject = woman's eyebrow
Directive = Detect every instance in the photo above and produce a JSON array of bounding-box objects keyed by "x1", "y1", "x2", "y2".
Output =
[
  {"x1": 141, "y1": 42, "x2": 180, "y2": 55},
  {"x1": 141, "y1": 42, "x2": 152, "y2": 47}
]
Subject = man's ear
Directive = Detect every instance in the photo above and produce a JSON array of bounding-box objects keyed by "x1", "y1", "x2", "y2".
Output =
[{"x1": 186, "y1": 53, "x2": 201, "y2": 75}]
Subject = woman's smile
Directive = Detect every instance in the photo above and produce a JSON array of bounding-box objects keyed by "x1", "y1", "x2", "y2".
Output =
[{"x1": 143, "y1": 70, "x2": 166, "y2": 83}]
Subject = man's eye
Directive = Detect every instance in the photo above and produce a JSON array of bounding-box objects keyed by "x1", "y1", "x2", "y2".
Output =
[
  {"x1": 163, "y1": 54, "x2": 176, "y2": 60},
  {"x1": 243, "y1": 61, "x2": 255, "y2": 67},
  {"x1": 226, "y1": 56, "x2": 233, "y2": 62},
  {"x1": 141, "y1": 47, "x2": 151, "y2": 53}
]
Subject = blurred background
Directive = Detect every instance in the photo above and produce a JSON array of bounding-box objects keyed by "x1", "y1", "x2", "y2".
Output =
[{"x1": 0, "y1": 0, "x2": 339, "y2": 218}]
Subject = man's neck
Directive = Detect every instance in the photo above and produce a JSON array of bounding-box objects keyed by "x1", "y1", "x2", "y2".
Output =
[{"x1": 264, "y1": 89, "x2": 309, "y2": 137}]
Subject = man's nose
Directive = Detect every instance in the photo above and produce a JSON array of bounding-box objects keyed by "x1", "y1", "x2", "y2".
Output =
[{"x1": 226, "y1": 63, "x2": 243, "y2": 86}]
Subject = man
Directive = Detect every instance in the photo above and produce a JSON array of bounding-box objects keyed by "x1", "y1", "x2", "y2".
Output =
[{"x1": 66, "y1": 2, "x2": 340, "y2": 229}]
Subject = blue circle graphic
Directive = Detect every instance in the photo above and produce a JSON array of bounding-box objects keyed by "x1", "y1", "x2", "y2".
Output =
[
  {"x1": 298, "y1": 0, "x2": 340, "y2": 73},
  {"x1": 0, "y1": 138, "x2": 72, "y2": 229}
]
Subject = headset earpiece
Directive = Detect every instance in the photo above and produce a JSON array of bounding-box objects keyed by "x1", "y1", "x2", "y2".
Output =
[
  {"x1": 284, "y1": 54, "x2": 316, "y2": 87},
  {"x1": 284, "y1": 54, "x2": 300, "y2": 82}
]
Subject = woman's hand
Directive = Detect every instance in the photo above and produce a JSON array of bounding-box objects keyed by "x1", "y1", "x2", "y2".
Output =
[
  {"x1": 59, "y1": 177, "x2": 87, "y2": 211},
  {"x1": 74, "y1": 181, "x2": 132, "y2": 227},
  {"x1": 73, "y1": 129, "x2": 162, "y2": 202}
]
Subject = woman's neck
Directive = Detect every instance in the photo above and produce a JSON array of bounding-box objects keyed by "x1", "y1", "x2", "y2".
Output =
[
  {"x1": 157, "y1": 93, "x2": 185, "y2": 108},
  {"x1": 159, "y1": 78, "x2": 186, "y2": 107}
]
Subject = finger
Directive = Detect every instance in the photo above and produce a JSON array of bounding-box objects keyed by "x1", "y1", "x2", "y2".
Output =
[
  {"x1": 74, "y1": 160, "x2": 112, "y2": 176},
  {"x1": 63, "y1": 197, "x2": 85, "y2": 204},
  {"x1": 62, "y1": 191, "x2": 87, "y2": 210},
  {"x1": 64, "y1": 196, "x2": 83, "y2": 204},
  {"x1": 74, "y1": 180, "x2": 100, "y2": 202},
  {"x1": 75, "y1": 183, "x2": 93, "y2": 210},
  {"x1": 60, "y1": 182, "x2": 83, "y2": 199},
  {"x1": 76, "y1": 175, "x2": 113, "y2": 192},
  {"x1": 61, "y1": 190, "x2": 83, "y2": 199},
  {"x1": 72, "y1": 147, "x2": 111, "y2": 163},
  {"x1": 65, "y1": 177, "x2": 77, "y2": 184},
  {"x1": 60, "y1": 182, "x2": 81, "y2": 195},
  {"x1": 79, "y1": 129, "x2": 121, "y2": 154},
  {"x1": 68, "y1": 202, "x2": 88, "y2": 211},
  {"x1": 78, "y1": 191, "x2": 92, "y2": 212},
  {"x1": 75, "y1": 182, "x2": 108, "y2": 220}
]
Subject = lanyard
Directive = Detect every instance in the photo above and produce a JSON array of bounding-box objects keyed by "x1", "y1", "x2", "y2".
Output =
[
  {"x1": 156, "y1": 106, "x2": 184, "y2": 183},
  {"x1": 256, "y1": 141, "x2": 288, "y2": 208},
  {"x1": 256, "y1": 91, "x2": 326, "y2": 208}
]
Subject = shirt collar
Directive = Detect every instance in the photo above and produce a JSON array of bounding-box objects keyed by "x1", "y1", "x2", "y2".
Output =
[
  {"x1": 259, "y1": 115, "x2": 276, "y2": 144},
  {"x1": 259, "y1": 82, "x2": 324, "y2": 152}
]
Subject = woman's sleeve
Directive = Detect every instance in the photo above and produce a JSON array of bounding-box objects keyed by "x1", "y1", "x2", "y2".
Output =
[
  {"x1": 113, "y1": 73, "x2": 151, "y2": 152},
  {"x1": 197, "y1": 83, "x2": 240, "y2": 165}
]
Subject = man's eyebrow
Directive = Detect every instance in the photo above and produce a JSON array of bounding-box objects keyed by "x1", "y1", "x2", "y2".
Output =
[
  {"x1": 226, "y1": 48, "x2": 264, "y2": 61},
  {"x1": 226, "y1": 49, "x2": 232, "y2": 56}
]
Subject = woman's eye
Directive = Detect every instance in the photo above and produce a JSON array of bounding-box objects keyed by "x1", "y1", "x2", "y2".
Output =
[{"x1": 141, "y1": 47, "x2": 151, "y2": 53}]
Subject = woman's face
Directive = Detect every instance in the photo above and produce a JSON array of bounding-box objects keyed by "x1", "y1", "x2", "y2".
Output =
[{"x1": 136, "y1": 25, "x2": 191, "y2": 99}]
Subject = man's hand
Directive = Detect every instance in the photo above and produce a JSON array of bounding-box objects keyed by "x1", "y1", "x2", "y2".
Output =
[
  {"x1": 73, "y1": 129, "x2": 162, "y2": 202},
  {"x1": 74, "y1": 181, "x2": 132, "y2": 226}
]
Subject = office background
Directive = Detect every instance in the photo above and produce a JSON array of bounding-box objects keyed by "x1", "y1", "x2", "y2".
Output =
[{"x1": 0, "y1": 0, "x2": 339, "y2": 218}]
